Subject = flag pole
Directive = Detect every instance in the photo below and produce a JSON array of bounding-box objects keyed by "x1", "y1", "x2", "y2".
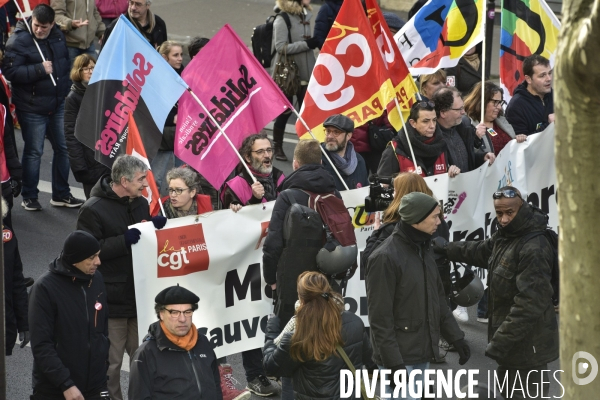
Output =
[
  {"x1": 394, "y1": 97, "x2": 421, "y2": 174},
  {"x1": 480, "y1": 3, "x2": 487, "y2": 123},
  {"x1": 292, "y1": 110, "x2": 350, "y2": 191},
  {"x1": 12, "y1": 0, "x2": 57, "y2": 87},
  {"x1": 186, "y1": 88, "x2": 258, "y2": 184}
]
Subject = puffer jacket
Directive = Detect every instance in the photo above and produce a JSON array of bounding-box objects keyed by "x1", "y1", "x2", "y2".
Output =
[
  {"x1": 263, "y1": 312, "x2": 372, "y2": 400},
  {"x1": 51, "y1": 0, "x2": 105, "y2": 49},
  {"x1": 444, "y1": 203, "x2": 558, "y2": 368},
  {"x1": 29, "y1": 256, "x2": 109, "y2": 398},
  {"x1": 76, "y1": 174, "x2": 151, "y2": 317},
  {"x1": 65, "y1": 81, "x2": 110, "y2": 186},
  {"x1": 129, "y1": 321, "x2": 223, "y2": 400},
  {"x1": 271, "y1": 0, "x2": 316, "y2": 83},
  {"x1": 2, "y1": 19, "x2": 70, "y2": 114},
  {"x1": 312, "y1": 0, "x2": 343, "y2": 49},
  {"x1": 95, "y1": 0, "x2": 128, "y2": 19},
  {"x1": 366, "y1": 221, "x2": 464, "y2": 367},
  {"x1": 505, "y1": 82, "x2": 554, "y2": 135}
]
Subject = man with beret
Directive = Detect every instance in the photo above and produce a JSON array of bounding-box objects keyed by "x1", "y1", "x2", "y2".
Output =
[
  {"x1": 129, "y1": 285, "x2": 223, "y2": 400},
  {"x1": 29, "y1": 231, "x2": 109, "y2": 400},
  {"x1": 321, "y1": 114, "x2": 369, "y2": 191},
  {"x1": 365, "y1": 192, "x2": 470, "y2": 399}
]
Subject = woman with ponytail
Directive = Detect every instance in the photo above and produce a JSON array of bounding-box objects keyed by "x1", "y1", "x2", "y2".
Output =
[{"x1": 263, "y1": 271, "x2": 372, "y2": 399}]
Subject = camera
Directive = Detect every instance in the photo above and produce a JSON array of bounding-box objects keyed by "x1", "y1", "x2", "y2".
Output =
[{"x1": 364, "y1": 175, "x2": 394, "y2": 212}]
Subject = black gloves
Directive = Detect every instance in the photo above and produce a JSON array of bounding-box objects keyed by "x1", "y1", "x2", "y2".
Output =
[
  {"x1": 432, "y1": 236, "x2": 449, "y2": 255},
  {"x1": 124, "y1": 228, "x2": 141, "y2": 247},
  {"x1": 11, "y1": 179, "x2": 21, "y2": 198},
  {"x1": 19, "y1": 331, "x2": 30, "y2": 348},
  {"x1": 389, "y1": 364, "x2": 406, "y2": 390},
  {"x1": 453, "y1": 338, "x2": 471, "y2": 365},
  {"x1": 151, "y1": 215, "x2": 167, "y2": 229},
  {"x1": 305, "y1": 37, "x2": 319, "y2": 49}
]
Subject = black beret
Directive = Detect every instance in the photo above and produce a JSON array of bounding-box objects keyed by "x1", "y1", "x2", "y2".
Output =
[
  {"x1": 155, "y1": 284, "x2": 200, "y2": 305},
  {"x1": 323, "y1": 114, "x2": 355, "y2": 133}
]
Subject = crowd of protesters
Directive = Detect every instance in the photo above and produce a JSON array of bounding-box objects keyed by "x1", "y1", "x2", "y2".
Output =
[{"x1": 0, "y1": 0, "x2": 559, "y2": 399}]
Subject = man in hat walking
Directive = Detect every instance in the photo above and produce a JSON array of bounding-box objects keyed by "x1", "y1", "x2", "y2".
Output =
[
  {"x1": 29, "y1": 230, "x2": 109, "y2": 400},
  {"x1": 366, "y1": 192, "x2": 470, "y2": 399},
  {"x1": 129, "y1": 285, "x2": 223, "y2": 399},
  {"x1": 320, "y1": 114, "x2": 369, "y2": 191}
]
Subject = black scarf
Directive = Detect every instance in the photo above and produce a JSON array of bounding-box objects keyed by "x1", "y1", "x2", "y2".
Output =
[{"x1": 397, "y1": 124, "x2": 447, "y2": 161}]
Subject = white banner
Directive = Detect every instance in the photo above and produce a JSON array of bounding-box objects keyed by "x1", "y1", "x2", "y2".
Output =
[{"x1": 131, "y1": 125, "x2": 556, "y2": 358}]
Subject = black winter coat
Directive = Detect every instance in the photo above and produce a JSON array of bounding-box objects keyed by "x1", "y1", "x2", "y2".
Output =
[
  {"x1": 440, "y1": 118, "x2": 487, "y2": 172},
  {"x1": 321, "y1": 144, "x2": 369, "y2": 191},
  {"x1": 444, "y1": 53, "x2": 483, "y2": 97},
  {"x1": 76, "y1": 175, "x2": 151, "y2": 317},
  {"x1": 129, "y1": 321, "x2": 223, "y2": 400},
  {"x1": 0, "y1": 78, "x2": 22, "y2": 208},
  {"x1": 102, "y1": 12, "x2": 167, "y2": 50},
  {"x1": 263, "y1": 312, "x2": 372, "y2": 400},
  {"x1": 262, "y1": 164, "x2": 339, "y2": 322},
  {"x1": 505, "y1": 82, "x2": 554, "y2": 135},
  {"x1": 29, "y1": 257, "x2": 109, "y2": 397},
  {"x1": 312, "y1": 0, "x2": 343, "y2": 48},
  {"x1": 444, "y1": 203, "x2": 558, "y2": 368},
  {"x1": 366, "y1": 222, "x2": 464, "y2": 366},
  {"x1": 3, "y1": 19, "x2": 70, "y2": 114},
  {"x1": 3, "y1": 225, "x2": 28, "y2": 356},
  {"x1": 65, "y1": 82, "x2": 110, "y2": 186}
]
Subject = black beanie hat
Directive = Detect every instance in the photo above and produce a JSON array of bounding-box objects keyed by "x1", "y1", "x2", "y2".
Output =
[
  {"x1": 398, "y1": 192, "x2": 439, "y2": 225},
  {"x1": 155, "y1": 284, "x2": 200, "y2": 305},
  {"x1": 62, "y1": 230, "x2": 100, "y2": 265}
]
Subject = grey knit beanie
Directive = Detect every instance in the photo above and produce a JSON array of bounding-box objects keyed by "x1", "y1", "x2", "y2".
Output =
[{"x1": 398, "y1": 192, "x2": 439, "y2": 225}]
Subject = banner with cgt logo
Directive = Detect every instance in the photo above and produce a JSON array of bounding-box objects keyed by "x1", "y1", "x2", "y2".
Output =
[{"x1": 132, "y1": 126, "x2": 556, "y2": 357}]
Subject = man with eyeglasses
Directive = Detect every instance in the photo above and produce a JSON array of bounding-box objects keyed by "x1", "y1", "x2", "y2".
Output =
[
  {"x1": 101, "y1": 0, "x2": 166, "y2": 49},
  {"x1": 432, "y1": 86, "x2": 495, "y2": 178},
  {"x1": 320, "y1": 114, "x2": 369, "y2": 191},
  {"x1": 505, "y1": 54, "x2": 555, "y2": 135},
  {"x1": 129, "y1": 285, "x2": 223, "y2": 399},
  {"x1": 77, "y1": 154, "x2": 166, "y2": 400},
  {"x1": 51, "y1": 0, "x2": 105, "y2": 66},
  {"x1": 434, "y1": 187, "x2": 558, "y2": 399},
  {"x1": 222, "y1": 132, "x2": 285, "y2": 212}
]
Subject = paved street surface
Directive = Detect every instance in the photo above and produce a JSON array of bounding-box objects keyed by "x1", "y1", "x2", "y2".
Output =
[{"x1": 6, "y1": 1, "x2": 556, "y2": 399}]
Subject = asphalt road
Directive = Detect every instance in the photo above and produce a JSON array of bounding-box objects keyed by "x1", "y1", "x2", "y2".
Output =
[{"x1": 5, "y1": 1, "x2": 552, "y2": 399}]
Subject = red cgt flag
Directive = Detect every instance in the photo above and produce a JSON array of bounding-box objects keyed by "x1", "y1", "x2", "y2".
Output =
[
  {"x1": 125, "y1": 114, "x2": 161, "y2": 216},
  {"x1": 295, "y1": 0, "x2": 395, "y2": 141}
]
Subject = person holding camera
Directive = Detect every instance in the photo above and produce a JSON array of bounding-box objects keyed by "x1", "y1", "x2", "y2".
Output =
[{"x1": 377, "y1": 101, "x2": 461, "y2": 178}]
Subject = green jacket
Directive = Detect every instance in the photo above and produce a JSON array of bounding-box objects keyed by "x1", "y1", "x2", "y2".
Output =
[
  {"x1": 51, "y1": 0, "x2": 105, "y2": 49},
  {"x1": 445, "y1": 203, "x2": 559, "y2": 368}
]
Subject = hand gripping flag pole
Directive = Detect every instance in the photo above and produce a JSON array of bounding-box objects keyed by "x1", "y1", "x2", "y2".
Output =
[{"x1": 394, "y1": 97, "x2": 420, "y2": 174}]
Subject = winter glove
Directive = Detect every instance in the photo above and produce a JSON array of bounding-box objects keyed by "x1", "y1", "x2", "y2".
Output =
[
  {"x1": 305, "y1": 37, "x2": 319, "y2": 49},
  {"x1": 124, "y1": 228, "x2": 141, "y2": 247},
  {"x1": 151, "y1": 215, "x2": 167, "y2": 229},
  {"x1": 453, "y1": 339, "x2": 471, "y2": 365},
  {"x1": 19, "y1": 331, "x2": 30, "y2": 348},
  {"x1": 389, "y1": 364, "x2": 406, "y2": 391},
  {"x1": 11, "y1": 179, "x2": 21, "y2": 198},
  {"x1": 432, "y1": 236, "x2": 448, "y2": 255}
]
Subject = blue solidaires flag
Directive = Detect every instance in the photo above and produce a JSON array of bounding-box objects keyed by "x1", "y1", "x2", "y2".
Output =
[{"x1": 75, "y1": 15, "x2": 188, "y2": 167}]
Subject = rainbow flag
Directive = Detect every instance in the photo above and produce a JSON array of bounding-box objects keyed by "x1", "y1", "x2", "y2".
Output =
[{"x1": 499, "y1": 0, "x2": 560, "y2": 99}]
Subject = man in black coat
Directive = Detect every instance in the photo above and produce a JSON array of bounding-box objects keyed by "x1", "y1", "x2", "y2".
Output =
[
  {"x1": 76, "y1": 154, "x2": 155, "y2": 400},
  {"x1": 366, "y1": 192, "x2": 470, "y2": 399},
  {"x1": 129, "y1": 285, "x2": 223, "y2": 400},
  {"x1": 432, "y1": 86, "x2": 495, "y2": 176},
  {"x1": 434, "y1": 187, "x2": 558, "y2": 399},
  {"x1": 101, "y1": 0, "x2": 166, "y2": 49},
  {"x1": 29, "y1": 230, "x2": 109, "y2": 400},
  {"x1": 2, "y1": 4, "x2": 83, "y2": 212}
]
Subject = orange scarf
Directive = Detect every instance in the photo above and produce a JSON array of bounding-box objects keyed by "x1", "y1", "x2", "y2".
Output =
[{"x1": 160, "y1": 321, "x2": 198, "y2": 351}]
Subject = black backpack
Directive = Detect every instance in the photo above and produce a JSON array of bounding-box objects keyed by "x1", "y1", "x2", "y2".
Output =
[
  {"x1": 515, "y1": 228, "x2": 559, "y2": 306},
  {"x1": 251, "y1": 12, "x2": 292, "y2": 68}
]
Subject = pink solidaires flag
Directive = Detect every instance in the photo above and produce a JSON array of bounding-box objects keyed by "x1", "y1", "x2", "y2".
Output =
[{"x1": 175, "y1": 24, "x2": 293, "y2": 189}]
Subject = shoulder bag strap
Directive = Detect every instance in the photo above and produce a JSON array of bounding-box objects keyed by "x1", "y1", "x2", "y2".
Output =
[{"x1": 336, "y1": 345, "x2": 373, "y2": 400}]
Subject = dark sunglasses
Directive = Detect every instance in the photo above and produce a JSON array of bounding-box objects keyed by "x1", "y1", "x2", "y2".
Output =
[
  {"x1": 412, "y1": 100, "x2": 435, "y2": 109},
  {"x1": 493, "y1": 189, "x2": 521, "y2": 200}
]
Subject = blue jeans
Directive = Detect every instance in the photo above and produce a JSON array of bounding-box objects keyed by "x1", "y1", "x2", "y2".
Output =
[
  {"x1": 378, "y1": 362, "x2": 430, "y2": 400},
  {"x1": 17, "y1": 101, "x2": 72, "y2": 200},
  {"x1": 67, "y1": 43, "x2": 96, "y2": 68}
]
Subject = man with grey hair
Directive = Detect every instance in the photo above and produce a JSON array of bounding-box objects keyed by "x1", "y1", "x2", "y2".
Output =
[
  {"x1": 101, "y1": 0, "x2": 167, "y2": 49},
  {"x1": 76, "y1": 154, "x2": 166, "y2": 400}
]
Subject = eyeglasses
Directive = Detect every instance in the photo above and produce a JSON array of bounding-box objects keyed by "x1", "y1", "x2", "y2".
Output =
[
  {"x1": 80, "y1": 66, "x2": 94, "y2": 73},
  {"x1": 490, "y1": 99, "x2": 507, "y2": 108},
  {"x1": 325, "y1": 129, "x2": 346, "y2": 137},
  {"x1": 492, "y1": 189, "x2": 521, "y2": 200},
  {"x1": 163, "y1": 308, "x2": 194, "y2": 318},
  {"x1": 450, "y1": 106, "x2": 465, "y2": 112},
  {"x1": 412, "y1": 101, "x2": 435, "y2": 108},
  {"x1": 168, "y1": 187, "x2": 191, "y2": 196},
  {"x1": 251, "y1": 148, "x2": 274, "y2": 156}
]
